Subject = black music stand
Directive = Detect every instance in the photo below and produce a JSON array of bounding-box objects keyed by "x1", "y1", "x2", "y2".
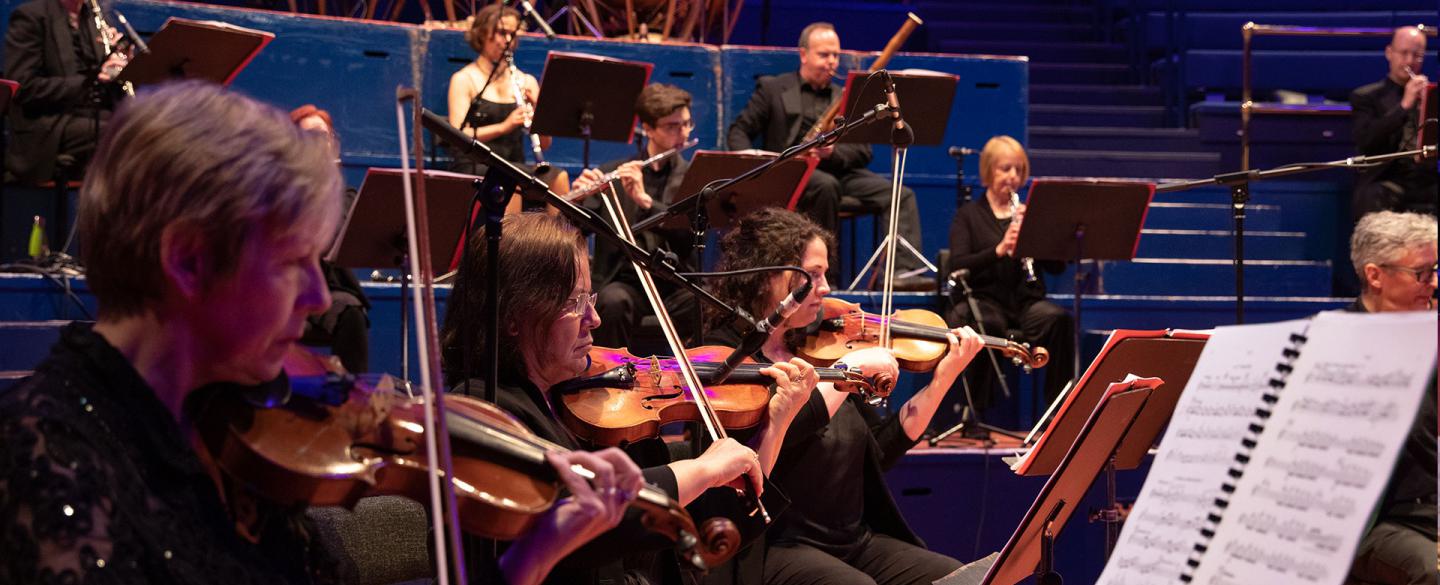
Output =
[
  {"x1": 117, "y1": 17, "x2": 273, "y2": 87},
  {"x1": 1015, "y1": 179, "x2": 1153, "y2": 378},
  {"x1": 1420, "y1": 82, "x2": 1438, "y2": 162},
  {"x1": 981, "y1": 382, "x2": 1155, "y2": 585},
  {"x1": 530, "y1": 51, "x2": 652, "y2": 168},
  {"x1": 328, "y1": 168, "x2": 478, "y2": 378},
  {"x1": 659, "y1": 150, "x2": 817, "y2": 230},
  {"x1": 837, "y1": 69, "x2": 958, "y2": 146},
  {"x1": 0, "y1": 79, "x2": 15, "y2": 253}
]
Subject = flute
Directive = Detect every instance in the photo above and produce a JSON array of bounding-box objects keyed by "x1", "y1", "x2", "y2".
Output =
[{"x1": 564, "y1": 138, "x2": 699, "y2": 203}]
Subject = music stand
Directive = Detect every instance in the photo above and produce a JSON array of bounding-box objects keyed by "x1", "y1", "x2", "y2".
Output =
[
  {"x1": 1011, "y1": 329, "x2": 1209, "y2": 477},
  {"x1": 1016, "y1": 179, "x2": 1154, "y2": 378},
  {"x1": 117, "y1": 18, "x2": 274, "y2": 87},
  {"x1": 328, "y1": 168, "x2": 478, "y2": 378},
  {"x1": 530, "y1": 51, "x2": 652, "y2": 168},
  {"x1": 980, "y1": 381, "x2": 1156, "y2": 585},
  {"x1": 1419, "y1": 82, "x2": 1438, "y2": 162},
  {"x1": 657, "y1": 150, "x2": 817, "y2": 230}
]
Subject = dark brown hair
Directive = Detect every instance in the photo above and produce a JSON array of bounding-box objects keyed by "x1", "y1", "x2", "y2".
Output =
[
  {"x1": 705, "y1": 207, "x2": 835, "y2": 332},
  {"x1": 465, "y1": 3, "x2": 523, "y2": 54},
  {"x1": 635, "y1": 83, "x2": 692, "y2": 127},
  {"x1": 441, "y1": 212, "x2": 587, "y2": 387}
]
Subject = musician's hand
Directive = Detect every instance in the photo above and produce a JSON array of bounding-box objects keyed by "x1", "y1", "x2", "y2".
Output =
[
  {"x1": 814, "y1": 144, "x2": 835, "y2": 159},
  {"x1": 98, "y1": 52, "x2": 127, "y2": 83},
  {"x1": 932, "y1": 326, "x2": 983, "y2": 389},
  {"x1": 615, "y1": 161, "x2": 653, "y2": 209},
  {"x1": 836, "y1": 347, "x2": 900, "y2": 390},
  {"x1": 996, "y1": 219, "x2": 1021, "y2": 258},
  {"x1": 504, "y1": 106, "x2": 527, "y2": 131},
  {"x1": 501, "y1": 450, "x2": 639, "y2": 585},
  {"x1": 698, "y1": 437, "x2": 764, "y2": 495},
  {"x1": 571, "y1": 167, "x2": 607, "y2": 194},
  {"x1": 760, "y1": 358, "x2": 818, "y2": 424},
  {"x1": 1402, "y1": 73, "x2": 1429, "y2": 110}
]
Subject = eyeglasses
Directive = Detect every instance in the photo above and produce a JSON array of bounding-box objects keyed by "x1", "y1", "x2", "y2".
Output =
[
  {"x1": 656, "y1": 119, "x2": 694, "y2": 133},
  {"x1": 1380, "y1": 263, "x2": 1438, "y2": 284},
  {"x1": 563, "y1": 292, "x2": 598, "y2": 316}
]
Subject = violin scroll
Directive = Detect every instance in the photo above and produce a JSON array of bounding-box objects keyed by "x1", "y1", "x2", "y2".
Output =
[{"x1": 638, "y1": 494, "x2": 742, "y2": 572}]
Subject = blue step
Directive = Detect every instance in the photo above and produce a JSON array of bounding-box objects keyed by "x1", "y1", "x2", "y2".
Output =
[
  {"x1": 926, "y1": 22, "x2": 1100, "y2": 42},
  {"x1": 1031, "y1": 104, "x2": 1166, "y2": 127},
  {"x1": 1030, "y1": 84, "x2": 1164, "y2": 107},
  {"x1": 917, "y1": 3, "x2": 1095, "y2": 23},
  {"x1": 1135, "y1": 229, "x2": 1309, "y2": 260},
  {"x1": 1142, "y1": 201, "x2": 1284, "y2": 231},
  {"x1": 1030, "y1": 126, "x2": 1210, "y2": 152},
  {"x1": 1029, "y1": 148, "x2": 1222, "y2": 179},
  {"x1": 1049, "y1": 259, "x2": 1331, "y2": 296},
  {"x1": 1048, "y1": 294, "x2": 1350, "y2": 331},
  {"x1": 935, "y1": 40, "x2": 1126, "y2": 63},
  {"x1": 0, "y1": 320, "x2": 68, "y2": 374},
  {"x1": 1031, "y1": 63, "x2": 1134, "y2": 85}
]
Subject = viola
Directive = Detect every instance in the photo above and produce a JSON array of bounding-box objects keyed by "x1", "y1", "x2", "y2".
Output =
[
  {"x1": 191, "y1": 347, "x2": 741, "y2": 572},
  {"x1": 797, "y1": 297, "x2": 1050, "y2": 372},
  {"x1": 552, "y1": 346, "x2": 895, "y2": 447}
]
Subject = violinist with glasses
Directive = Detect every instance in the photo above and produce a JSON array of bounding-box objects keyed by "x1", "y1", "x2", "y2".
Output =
[
  {"x1": 441, "y1": 212, "x2": 816, "y2": 585},
  {"x1": 0, "y1": 81, "x2": 608, "y2": 585},
  {"x1": 705, "y1": 207, "x2": 985, "y2": 585}
]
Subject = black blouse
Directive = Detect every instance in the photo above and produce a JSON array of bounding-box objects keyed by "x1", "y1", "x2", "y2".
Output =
[
  {"x1": 946, "y1": 196, "x2": 1061, "y2": 314},
  {"x1": 0, "y1": 323, "x2": 334, "y2": 585}
]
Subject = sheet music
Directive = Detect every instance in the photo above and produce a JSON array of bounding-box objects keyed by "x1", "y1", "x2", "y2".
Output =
[
  {"x1": 1097, "y1": 319, "x2": 1309, "y2": 585},
  {"x1": 1189, "y1": 310, "x2": 1437, "y2": 585}
]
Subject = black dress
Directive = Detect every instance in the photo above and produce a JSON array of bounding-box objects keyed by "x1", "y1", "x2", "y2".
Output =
[
  {"x1": 0, "y1": 323, "x2": 338, "y2": 584},
  {"x1": 450, "y1": 95, "x2": 526, "y2": 177}
]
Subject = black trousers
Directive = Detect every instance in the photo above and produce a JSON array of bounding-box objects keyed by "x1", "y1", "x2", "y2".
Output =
[
  {"x1": 593, "y1": 280, "x2": 700, "y2": 352},
  {"x1": 943, "y1": 296, "x2": 1074, "y2": 416},
  {"x1": 797, "y1": 168, "x2": 925, "y2": 272},
  {"x1": 764, "y1": 534, "x2": 962, "y2": 585},
  {"x1": 1346, "y1": 504, "x2": 1438, "y2": 585}
]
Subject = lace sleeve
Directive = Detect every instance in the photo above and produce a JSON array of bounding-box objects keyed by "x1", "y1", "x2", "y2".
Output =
[{"x1": 0, "y1": 408, "x2": 142, "y2": 583}]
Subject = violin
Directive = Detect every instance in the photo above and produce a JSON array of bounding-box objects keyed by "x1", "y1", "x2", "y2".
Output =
[
  {"x1": 797, "y1": 297, "x2": 1049, "y2": 372},
  {"x1": 191, "y1": 347, "x2": 741, "y2": 572},
  {"x1": 552, "y1": 346, "x2": 896, "y2": 447}
]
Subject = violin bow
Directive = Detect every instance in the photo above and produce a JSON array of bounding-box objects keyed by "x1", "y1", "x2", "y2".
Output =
[
  {"x1": 595, "y1": 183, "x2": 770, "y2": 522},
  {"x1": 395, "y1": 88, "x2": 468, "y2": 585}
]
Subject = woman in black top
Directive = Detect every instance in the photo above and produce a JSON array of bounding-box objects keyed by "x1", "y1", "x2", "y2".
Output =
[
  {"x1": 441, "y1": 212, "x2": 816, "y2": 585},
  {"x1": 706, "y1": 208, "x2": 984, "y2": 585},
  {"x1": 944, "y1": 136, "x2": 1074, "y2": 411},
  {"x1": 446, "y1": 3, "x2": 569, "y2": 201}
]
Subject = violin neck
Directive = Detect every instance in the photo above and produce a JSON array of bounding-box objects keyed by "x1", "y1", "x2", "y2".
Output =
[{"x1": 838, "y1": 316, "x2": 1014, "y2": 351}]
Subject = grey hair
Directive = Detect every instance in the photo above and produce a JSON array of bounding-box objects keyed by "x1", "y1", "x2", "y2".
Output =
[
  {"x1": 1351, "y1": 211, "x2": 1438, "y2": 281},
  {"x1": 798, "y1": 22, "x2": 835, "y2": 49}
]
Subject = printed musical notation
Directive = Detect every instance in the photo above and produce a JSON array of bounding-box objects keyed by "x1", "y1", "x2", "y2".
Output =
[
  {"x1": 1290, "y1": 397, "x2": 1398, "y2": 423},
  {"x1": 1303, "y1": 362, "x2": 1417, "y2": 390},
  {"x1": 1216, "y1": 541, "x2": 1329, "y2": 582},
  {"x1": 1234, "y1": 511, "x2": 1343, "y2": 552},
  {"x1": 1249, "y1": 481, "x2": 1357, "y2": 518},
  {"x1": 1259, "y1": 455, "x2": 1373, "y2": 488}
]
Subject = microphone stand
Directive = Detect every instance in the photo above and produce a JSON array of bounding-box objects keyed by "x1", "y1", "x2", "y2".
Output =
[{"x1": 1154, "y1": 144, "x2": 1437, "y2": 325}]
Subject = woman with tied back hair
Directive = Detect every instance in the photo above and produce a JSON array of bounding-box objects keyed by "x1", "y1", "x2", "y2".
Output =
[
  {"x1": 441, "y1": 211, "x2": 815, "y2": 585},
  {"x1": 705, "y1": 207, "x2": 985, "y2": 585},
  {"x1": 447, "y1": 3, "x2": 569, "y2": 203}
]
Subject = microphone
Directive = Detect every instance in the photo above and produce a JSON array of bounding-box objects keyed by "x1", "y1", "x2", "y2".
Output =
[
  {"x1": 515, "y1": 0, "x2": 556, "y2": 40},
  {"x1": 948, "y1": 146, "x2": 976, "y2": 159},
  {"x1": 881, "y1": 71, "x2": 914, "y2": 147},
  {"x1": 709, "y1": 277, "x2": 814, "y2": 385},
  {"x1": 947, "y1": 268, "x2": 972, "y2": 295}
]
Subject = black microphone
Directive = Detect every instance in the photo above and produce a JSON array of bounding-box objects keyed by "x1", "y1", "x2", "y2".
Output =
[
  {"x1": 515, "y1": 0, "x2": 556, "y2": 40},
  {"x1": 948, "y1": 146, "x2": 976, "y2": 159},
  {"x1": 709, "y1": 278, "x2": 814, "y2": 385},
  {"x1": 881, "y1": 71, "x2": 913, "y2": 147}
]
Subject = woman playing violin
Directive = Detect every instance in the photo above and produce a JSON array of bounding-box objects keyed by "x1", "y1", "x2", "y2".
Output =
[
  {"x1": 441, "y1": 212, "x2": 816, "y2": 585},
  {"x1": 944, "y1": 136, "x2": 1074, "y2": 415},
  {"x1": 0, "y1": 81, "x2": 603, "y2": 585},
  {"x1": 706, "y1": 208, "x2": 985, "y2": 585}
]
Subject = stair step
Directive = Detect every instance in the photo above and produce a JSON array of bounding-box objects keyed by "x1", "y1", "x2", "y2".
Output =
[
  {"x1": 1030, "y1": 62, "x2": 1134, "y2": 85},
  {"x1": 1031, "y1": 125, "x2": 1211, "y2": 152},
  {"x1": 1143, "y1": 202, "x2": 1284, "y2": 231},
  {"x1": 1030, "y1": 147, "x2": 1221, "y2": 178},
  {"x1": 1030, "y1": 84, "x2": 1164, "y2": 106},
  {"x1": 915, "y1": 2, "x2": 1095, "y2": 22},
  {"x1": 935, "y1": 40, "x2": 1127, "y2": 63},
  {"x1": 924, "y1": 22, "x2": 1100, "y2": 42},
  {"x1": 0, "y1": 320, "x2": 68, "y2": 372},
  {"x1": 1030, "y1": 104, "x2": 1166, "y2": 127},
  {"x1": 1135, "y1": 229, "x2": 1308, "y2": 260},
  {"x1": 1050, "y1": 259, "x2": 1331, "y2": 296}
]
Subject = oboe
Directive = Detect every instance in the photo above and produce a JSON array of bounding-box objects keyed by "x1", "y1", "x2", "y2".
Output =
[
  {"x1": 89, "y1": 0, "x2": 134, "y2": 97},
  {"x1": 506, "y1": 51, "x2": 549, "y2": 175},
  {"x1": 1010, "y1": 191, "x2": 1037, "y2": 283}
]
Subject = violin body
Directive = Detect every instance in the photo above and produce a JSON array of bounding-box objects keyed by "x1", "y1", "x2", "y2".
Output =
[
  {"x1": 558, "y1": 346, "x2": 773, "y2": 447},
  {"x1": 798, "y1": 298, "x2": 949, "y2": 371}
]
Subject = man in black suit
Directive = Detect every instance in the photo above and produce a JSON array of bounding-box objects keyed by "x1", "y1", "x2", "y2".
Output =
[
  {"x1": 572, "y1": 83, "x2": 699, "y2": 349},
  {"x1": 4, "y1": 0, "x2": 127, "y2": 186},
  {"x1": 1350, "y1": 26, "x2": 1436, "y2": 219},
  {"x1": 727, "y1": 22, "x2": 927, "y2": 283}
]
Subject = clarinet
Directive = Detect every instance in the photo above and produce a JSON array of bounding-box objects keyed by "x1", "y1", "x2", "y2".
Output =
[
  {"x1": 506, "y1": 52, "x2": 549, "y2": 175},
  {"x1": 1010, "y1": 191, "x2": 1038, "y2": 283},
  {"x1": 89, "y1": 0, "x2": 134, "y2": 97}
]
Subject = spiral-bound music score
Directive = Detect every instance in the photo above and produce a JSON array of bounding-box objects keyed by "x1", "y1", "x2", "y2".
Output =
[{"x1": 1098, "y1": 311, "x2": 1437, "y2": 585}]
